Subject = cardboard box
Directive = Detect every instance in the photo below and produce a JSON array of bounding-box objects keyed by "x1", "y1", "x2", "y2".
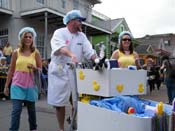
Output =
[
  {"x1": 76, "y1": 69, "x2": 147, "y2": 97},
  {"x1": 78, "y1": 101, "x2": 172, "y2": 131}
]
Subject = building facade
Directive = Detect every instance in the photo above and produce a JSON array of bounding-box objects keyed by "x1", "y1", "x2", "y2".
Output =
[
  {"x1": 0, "y1": 0, "x2": 112, "y2": 58},
  {"x1": 135, "y1": 33, "x2": 175, "y2": 65},
  {"x1": 91, "y1": 10, "x2": 131, "y2": 57}
]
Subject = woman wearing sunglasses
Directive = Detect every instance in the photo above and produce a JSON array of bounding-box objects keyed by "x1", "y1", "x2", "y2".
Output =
[{"x1": 111, "y1": 31, "x2": 141, "y2": 68}]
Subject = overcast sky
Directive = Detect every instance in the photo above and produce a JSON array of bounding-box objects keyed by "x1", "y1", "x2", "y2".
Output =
[{"x1": 93, "y1": 0, "x2": 175, "y2": 38}]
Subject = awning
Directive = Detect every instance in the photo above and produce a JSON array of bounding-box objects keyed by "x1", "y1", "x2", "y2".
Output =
[{"x1": 0, "y1": 8, "x2": 13, "y2": 15}]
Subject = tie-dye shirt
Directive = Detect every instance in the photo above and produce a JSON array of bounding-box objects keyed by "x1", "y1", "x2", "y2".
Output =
[{"x1": 10, "y1": 49, "x2": 38, "y2": 102}]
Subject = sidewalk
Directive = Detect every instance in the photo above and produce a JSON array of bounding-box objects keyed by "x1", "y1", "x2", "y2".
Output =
[{"x1": 0, "y1": 84, "x2": 170, "y2": 131}]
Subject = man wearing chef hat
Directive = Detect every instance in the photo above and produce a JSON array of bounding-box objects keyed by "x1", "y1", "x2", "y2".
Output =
[{"x1": 47, "y1": 10, "x2": 96, "y2": 131}]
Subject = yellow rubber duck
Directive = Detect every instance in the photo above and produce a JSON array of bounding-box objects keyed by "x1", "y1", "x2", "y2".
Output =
[
  {"x1": 157, "y1": 101, "x2": 163, "y2": 116},
  {"x1": 79, "y1": 70, "x2": 85, "y2": 80},
  {"x1": 81, "y1": 96, "x2": 90, "y2": 103},
  {"x1": 138, "y1": 83, "x2": 144, "y2": 93},
  {"x1": 92, "y1": 80, "x2": 100, "y2": 91},
  {"x1": 116, "y1": 84, "x2": 124, "y2": 93}
]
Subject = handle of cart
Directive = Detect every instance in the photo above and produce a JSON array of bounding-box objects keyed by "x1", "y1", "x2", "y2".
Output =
[{"x1": 67, "y1": 63, "x2": 78, "y2": 131}]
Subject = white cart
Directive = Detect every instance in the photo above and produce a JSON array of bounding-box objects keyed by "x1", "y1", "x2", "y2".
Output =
[{"x1": 76, "y1": 69, "x2": 173, "y2": 131}]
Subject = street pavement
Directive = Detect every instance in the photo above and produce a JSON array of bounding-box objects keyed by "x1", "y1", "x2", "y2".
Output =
[
  {"x1": 0, "y1": 84, "x2": 170, "y2": 131},
  {"x1": 0, "y1": 95, "x2": 72, "y2": 131}
]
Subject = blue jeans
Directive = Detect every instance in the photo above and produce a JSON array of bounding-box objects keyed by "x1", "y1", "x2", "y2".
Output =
[
  {"x1": 165, "y1": 78, "x2": 175, "y2": 104},
  {"x1": 9, "y1": 99, "x2": 37, "y2": 131}
]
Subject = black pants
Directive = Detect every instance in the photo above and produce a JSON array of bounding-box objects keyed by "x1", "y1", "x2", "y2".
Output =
[{"x1": 148, "y1": 80, "x2": 155, "y2": 92}]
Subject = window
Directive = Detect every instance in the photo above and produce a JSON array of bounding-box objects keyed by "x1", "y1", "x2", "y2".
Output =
[
  {"x1": 120, "y1": 25, "x2": 124, "y2": 32},
  {"x1": 164, "y1": 40, "x2": 170, "y2": 46},
  {"x1": 0, "y1": 37, "x2": 8, "y2": 47},
  {"x1": 0, "y1": 28, "x2": 8, "y2": 47},
  {"x1": 61, "y1": 0, "x2": 66, "y2": 8},
  {"x1": 0, "y1": 28, "x2": 8, "y2": 36},
  {"x1": 36, "y1": 0, "x2": 44, "y2": 4},
  {"x1": 36, "y1": 35, "x2": 44, "y2": 58},
  {"x1": 0, "y1": 0, "x2": 8, "y2": 8},
  {"x1": 73, "y1": 0, "x2": 79, "y2": 9},
  {"x1": 146, "y1": 45, "x2": 154, "y2": 54}
]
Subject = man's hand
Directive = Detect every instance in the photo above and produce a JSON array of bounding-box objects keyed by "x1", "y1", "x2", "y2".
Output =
[{"x1": 71, "y1": 55, "x2": 78, "y2": 64}]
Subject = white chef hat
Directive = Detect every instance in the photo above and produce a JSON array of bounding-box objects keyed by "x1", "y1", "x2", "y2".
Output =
[
  {"x1": 63, "y1": 10, "x2": 86, "y2": 25},
  {"x1": 118, "y1": 31, "x2": 133, "y2": 44},
  {"x1": 18, "y1": 27, "x2": 37, "y2": 41}
]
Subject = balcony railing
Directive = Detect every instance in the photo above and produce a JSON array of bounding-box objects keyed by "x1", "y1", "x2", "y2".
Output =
[
  {"x1": 20, "y1": 0, "x2": 66, "y2": 14},
  {"x1": 20, "y1": 0, "x2": 111, "y2": 32}
]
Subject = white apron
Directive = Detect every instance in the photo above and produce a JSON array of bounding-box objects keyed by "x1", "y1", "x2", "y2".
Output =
[{"x1": 47, "y1": 27, "x2": 94, "y2": 106}]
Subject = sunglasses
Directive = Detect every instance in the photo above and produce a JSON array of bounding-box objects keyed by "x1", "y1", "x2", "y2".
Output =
[{"x1": 122, "y1": 38, "x2": 131, "y2": 42}]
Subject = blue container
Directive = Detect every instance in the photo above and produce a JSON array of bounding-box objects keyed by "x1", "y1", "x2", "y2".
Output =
[{"x1": 108, "y1": 59, "x2": 119, "y2": 69}]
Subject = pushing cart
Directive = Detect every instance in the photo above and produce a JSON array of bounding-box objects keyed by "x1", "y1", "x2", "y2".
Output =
[
  {"x1": 69, "y1": 64, "x2": 174, "y2": 131},
  {"x1": 0, "y1": 66, "x2": 9, "y2": 99}
]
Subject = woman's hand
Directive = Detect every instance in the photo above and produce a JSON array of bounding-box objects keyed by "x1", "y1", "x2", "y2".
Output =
[
  {"x1": 3, "y1": 87, "x2": 9, "y2": 96},
  {"x1": 27, "y1": 63, "x2": 37, "y2": 71}
]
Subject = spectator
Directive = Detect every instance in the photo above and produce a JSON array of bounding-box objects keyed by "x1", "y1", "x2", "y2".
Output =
[
  {"x1": 42, "y1": 59, "x2": 48, "y2": 76},
  {"x1": 0, "y1": 56, "x2": 8, "y2": 74},
  {"x1": 0, "y1": 56, "x2": 7, "y2": 66},
  {"x1": 0, "y1": 57, "x2": 9, "y2": 100},
  {"x1": 41, "y1": 59, "x2": 48, "y2": 94},
  {"x1": 143, "y1": 58, "x2": 156, "y2": 93},
  {"x1": 3, "y1": 27, "x2": 42, "y2": 131},
  {"x1": 154, "y1": 66, "x2": 162, "y2": 90},
  {"x1": 0, "y1": 47, "x2": 4, "y2": 57},
  {"x1": 160, "y1": 56, "x2": 175, "y2": 104},
  {"x1": 3, "y1": 42, "x2": 13, "y2": 64}
]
